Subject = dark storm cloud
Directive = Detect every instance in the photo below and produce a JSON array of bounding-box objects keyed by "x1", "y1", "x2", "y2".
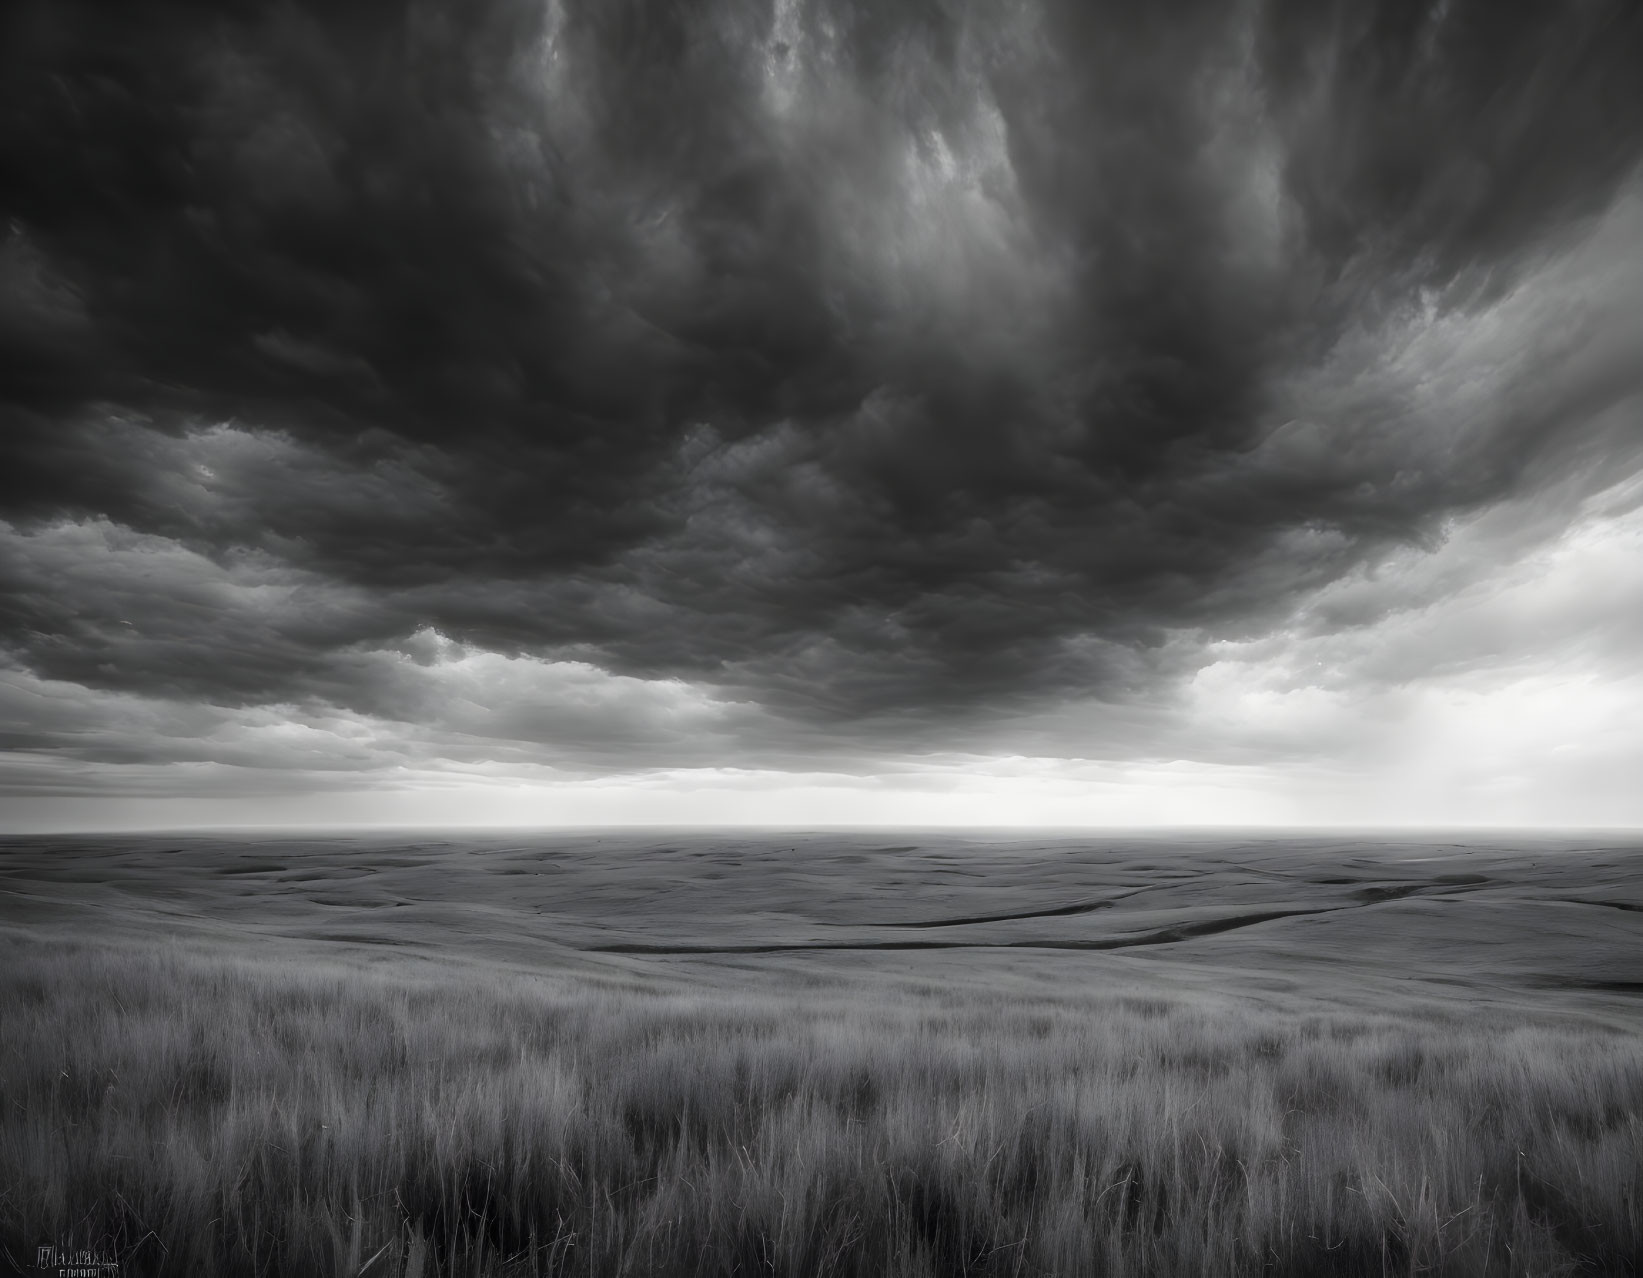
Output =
[{"x1": 3, "y1": 0, "x2": 1642, "y2": 763}]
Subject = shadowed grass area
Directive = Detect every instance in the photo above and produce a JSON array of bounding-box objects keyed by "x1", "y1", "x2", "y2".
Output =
[{"x1": 2, "y1": 935, "x2": 1640, "y2": 1277}]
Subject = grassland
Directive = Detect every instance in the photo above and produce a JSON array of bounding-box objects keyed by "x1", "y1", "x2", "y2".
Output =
[
  {"x1": 3, "y1": 932, "x2": 1640, "y2": 1277},
  {"x1": 2, "y1": 833, "x2": 1640, "y2": 1276}
]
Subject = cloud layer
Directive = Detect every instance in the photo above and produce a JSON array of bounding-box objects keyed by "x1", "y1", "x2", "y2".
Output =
[{"x1": 3, "y1": 0, "x2": 1642, "y2": 823}]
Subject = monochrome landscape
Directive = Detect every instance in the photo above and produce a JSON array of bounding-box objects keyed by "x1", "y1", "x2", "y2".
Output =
[{"x1": 4, "y1": 0, "x2": 1643, "y2": 1272}]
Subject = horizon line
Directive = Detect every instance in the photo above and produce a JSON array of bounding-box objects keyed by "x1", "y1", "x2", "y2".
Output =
[{"x1": 4, "y1": 822, "x2": 1641, "y2": 838}]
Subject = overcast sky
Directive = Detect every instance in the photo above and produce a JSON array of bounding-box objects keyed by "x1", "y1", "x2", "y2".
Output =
[{"x1": 3, "y1": 0, "x2": 1642, "y2": 830}]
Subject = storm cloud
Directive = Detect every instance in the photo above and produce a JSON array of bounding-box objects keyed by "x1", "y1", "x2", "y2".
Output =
[{"x1": 3, "y1": 0, "x2": 1642, "y2": 823}]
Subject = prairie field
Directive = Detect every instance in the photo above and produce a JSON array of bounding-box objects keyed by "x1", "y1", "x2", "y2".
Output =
[{"x1": 2, "y1": 831, "x2": 1640, "y2": 1276}]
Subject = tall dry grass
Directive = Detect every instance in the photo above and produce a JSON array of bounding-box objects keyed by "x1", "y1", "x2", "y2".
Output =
[{"x1": 2, "y1": 933, "x2": 1639, "y2": 1277}]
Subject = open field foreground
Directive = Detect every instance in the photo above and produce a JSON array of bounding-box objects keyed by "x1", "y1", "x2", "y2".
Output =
[{"x1": 2, "y1": 832, "x2": 1641, "y2": 1276}]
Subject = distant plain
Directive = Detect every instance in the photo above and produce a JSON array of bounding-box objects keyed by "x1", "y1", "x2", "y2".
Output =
[{"x1": 3, "y1": 831, "x2": 1641, "y2": 1275}]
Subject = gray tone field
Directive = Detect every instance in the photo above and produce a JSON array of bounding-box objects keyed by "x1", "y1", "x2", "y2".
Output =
[
  {"x1": 5, "y1": 831, "x2": 1640, "y2": 1007},
  {"x1": 3, "y1": 832, "x2": 1641, "y2": 1275}
]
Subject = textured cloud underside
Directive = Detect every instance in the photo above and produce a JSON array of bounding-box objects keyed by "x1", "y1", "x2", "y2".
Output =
[{"x1": 2, "y1": 0, "x2": 1641, "y2": 819}]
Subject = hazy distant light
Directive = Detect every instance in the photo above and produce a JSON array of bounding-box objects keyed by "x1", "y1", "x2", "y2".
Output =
[{"x1": 5, "y1": 491, "x2": 1643, "y2": 830}]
